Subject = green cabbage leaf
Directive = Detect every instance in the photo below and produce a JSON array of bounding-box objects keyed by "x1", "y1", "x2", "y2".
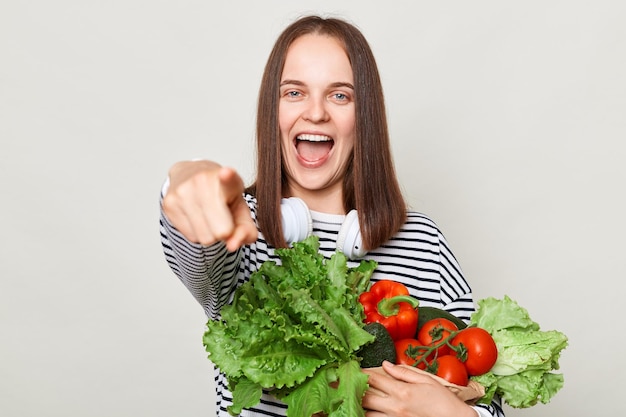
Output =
[{"x1": 470, "y1": 295, "x2": 568, "y2": 408}]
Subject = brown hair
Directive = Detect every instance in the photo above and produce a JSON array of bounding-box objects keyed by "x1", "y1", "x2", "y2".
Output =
[{"x1": 246, "y1": 15, "x2": 407, "y2": 250}]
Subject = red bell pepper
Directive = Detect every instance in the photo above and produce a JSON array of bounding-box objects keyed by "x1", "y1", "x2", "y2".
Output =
[{"x1": 358, "y1": 280, "x2": 420, "y2": 341}]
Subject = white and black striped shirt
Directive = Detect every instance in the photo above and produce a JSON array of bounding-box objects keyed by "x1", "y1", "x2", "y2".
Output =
[{"x1": 160, "y1": 193, "x2": 505, "y2": 417}]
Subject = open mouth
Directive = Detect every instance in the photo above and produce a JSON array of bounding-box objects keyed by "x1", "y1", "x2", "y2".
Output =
[{"x1": 295, "y1": 134, "x2": 334, "y2": 162}]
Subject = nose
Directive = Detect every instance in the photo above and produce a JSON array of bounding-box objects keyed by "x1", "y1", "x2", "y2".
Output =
[{"x1": 302, "y1": 95, "x2": 329, "y2": 123}]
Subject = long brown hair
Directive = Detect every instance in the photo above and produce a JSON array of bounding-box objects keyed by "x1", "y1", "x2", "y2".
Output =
[{"x1": 246, "y1": 15, "x2": 406, "y2": 250}]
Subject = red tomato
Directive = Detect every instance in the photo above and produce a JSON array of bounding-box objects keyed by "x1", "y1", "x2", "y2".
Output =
[
  {"x1": 450, "y1": 327, "x2": 498, "y2": 376},
  {"x1": 394, "y1": 338, "x2": 431, "y2": 369},
  {"x1": 417, "y1": 318, "x2": 458, "y2": 356},
  {"x1": 431, "y1": 355, "x2": 468, "y2": 386}
]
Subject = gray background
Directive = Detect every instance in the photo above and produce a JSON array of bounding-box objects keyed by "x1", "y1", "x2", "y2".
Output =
[{"x1": 2, "y1": 1, "x2": 625, "y2": 416}]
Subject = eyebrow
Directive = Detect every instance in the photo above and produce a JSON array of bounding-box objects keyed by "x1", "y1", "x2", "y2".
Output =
[{"x1": 279, "y1": 79, "x2": 355, "y2": 90}]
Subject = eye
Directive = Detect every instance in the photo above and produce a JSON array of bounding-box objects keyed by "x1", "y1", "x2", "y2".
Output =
[
  {"x1": 284, "y1": 90, "x2": 302, "y2": 98},
  {"x1": 330, "y1": 92, "x2": 352, "y2": 103}
]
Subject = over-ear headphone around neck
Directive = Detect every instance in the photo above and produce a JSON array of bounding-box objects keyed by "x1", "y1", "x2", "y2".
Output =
[{"x1": 280, "y1": 197, "x2": 366, "y2": 260}]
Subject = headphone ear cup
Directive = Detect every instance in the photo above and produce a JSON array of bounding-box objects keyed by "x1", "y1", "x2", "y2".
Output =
[
  {"x1": 280, "y1": 197, "x2": 313, "y2": 244},
  {"x1": 336, "y1": 210, "x2": 366, "y2": 259}
]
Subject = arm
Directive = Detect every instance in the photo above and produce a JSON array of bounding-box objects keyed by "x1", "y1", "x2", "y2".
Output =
[
  {"x1": 363, "y1": 362, "x2": 506, "y2": 417},
  {"x1": 159, "y1": 207, "x2": 242, "y2": 318},
  {"x1": 158, "y1": 160, "x2": 258, "y2": 318},
  {"x1": 436, "y1": 229, "x2": 475, "y2": 322},
  {"x1": 362, "y1": 362, "x2": 478, "y2": 417}
]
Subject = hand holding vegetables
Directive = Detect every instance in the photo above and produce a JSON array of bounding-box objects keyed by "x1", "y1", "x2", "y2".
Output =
[{"x1": 362, "y1": 362, "x2": 482, "y2": 417}]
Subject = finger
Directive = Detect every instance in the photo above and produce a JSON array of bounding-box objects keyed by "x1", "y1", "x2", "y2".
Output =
[
  {"x1": 362, "y1": 366, "x2": 387, "y2": 377},
  {"x1": 363, "y1": 386, "x2": 388, "y2": 398},
  {"x1": 381, "y1": 361, "x2": 432, "y2": 384},
  {"x1": 362, "y1": 383, "x2": 391, "y2": 414},
  {"x1": 217, "y1": 166, "x2": 246, "y2": 206},
  {"x1": 165, "y1": 180, "x2": 234, "y2": 246},
  {"x1": 364, "y1": 410, "x2": 386, "y2": 417},
  {"x1": 163, "y1": 161, "x2": 244, "y2": 245},
  {"x1": 188, "y1": 166, "x2": 245, "y2": 243},
  {"x1": 363, "y1": 367, "x2": 396, "y2": 394},
  {"x1": 162, "y1": 191, "x2": 217, "y2": 245},
  {"x1": 164, "y1": 162, "x2": 253, "y2": 248},
  {"x1": 180, "y1": 204, "x2": 219, "y2": 246},
  {"x1": 217, "y1": 167, "x2": 259, "y2": 248},
  {"x1": 224, "y1": 198, "x2": 258, "y2": 251},
  {"x1": 174, "y1": 214, "x2": 208, "y2": 245}
]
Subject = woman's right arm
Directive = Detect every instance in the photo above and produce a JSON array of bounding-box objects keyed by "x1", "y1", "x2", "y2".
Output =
[
  {"x1": 158, "y1": 160, "x2": 258, "y2": 318},
  {"x1": 159, "y1": 212, "x2": 242, "y2": 318}
]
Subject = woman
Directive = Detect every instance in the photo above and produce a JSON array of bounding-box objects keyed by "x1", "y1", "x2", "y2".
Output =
[{"x1": 160, "y1": 15, "x2": 504, "y2": 417}]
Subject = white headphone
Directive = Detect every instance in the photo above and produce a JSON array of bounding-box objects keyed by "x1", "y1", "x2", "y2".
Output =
[{"x1": 280, "y1": 197, "x2": 366, "y2": 260}]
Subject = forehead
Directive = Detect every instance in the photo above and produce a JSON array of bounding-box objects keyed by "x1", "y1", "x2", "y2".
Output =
[{"x1": 281, "y1": 34, "x2": 353, "y2": 82}]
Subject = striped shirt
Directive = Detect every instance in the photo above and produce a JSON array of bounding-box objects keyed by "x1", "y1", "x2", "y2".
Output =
[{"x1": 160, "y1": 192, "x2": 504, "y2": 417}]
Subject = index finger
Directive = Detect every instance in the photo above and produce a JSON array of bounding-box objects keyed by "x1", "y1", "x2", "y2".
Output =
[
  {"x1": 224, "y1": 197, "x2": 258, "y2": 251},
  {"x1": 380, "y1": 361, "x2": 436, "y2": 385},
  {"x1": 217, "y1": 166, "x2": 246, "y2": 205},
  {"x1": 200, "y1": 166, "x2": 245, "y2": 238},
  {"x1": 217, "y1": 167, "x2": 258, "y2": 250}
]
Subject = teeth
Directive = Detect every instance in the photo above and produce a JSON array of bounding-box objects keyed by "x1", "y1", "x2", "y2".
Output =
[{"x1": 296, "y1": 134, "x2": 332, "y2": 142}]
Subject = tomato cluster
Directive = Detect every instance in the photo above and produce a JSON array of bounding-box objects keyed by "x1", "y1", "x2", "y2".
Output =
[{"x1": 393, "y1": 318, "x2": 498, "y2": 386}]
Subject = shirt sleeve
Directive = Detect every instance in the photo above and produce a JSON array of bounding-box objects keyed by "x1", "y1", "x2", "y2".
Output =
[
  {"x1": 472, "y1": 397, "x2": 506, "y2": 417},
  {"x1": 158, "y1": 182, "x2": 242, "y2": 319},
  {"x1": 434, "y1": 225, "x2": 475, "y2": 321}
]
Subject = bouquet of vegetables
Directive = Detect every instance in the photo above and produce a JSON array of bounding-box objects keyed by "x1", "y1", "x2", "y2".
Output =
[
  {"x1": 203, "y1": 235, "x2": 377, "y2": 416},
  {"x1": 369, "y1": 291, "x2": 569, "y2": 408},
  {"x1": 203, "y1": 235, "x2": 568, "y2": 415}
]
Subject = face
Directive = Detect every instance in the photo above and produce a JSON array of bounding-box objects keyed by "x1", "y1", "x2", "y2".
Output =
[{"x1": 279, "y1": 33, "x2": 356, "y2": 208}]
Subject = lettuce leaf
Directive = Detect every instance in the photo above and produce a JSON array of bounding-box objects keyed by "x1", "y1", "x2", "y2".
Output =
[
  {"x1": 470, "y1": 295, "x2": 568, "y2": 408},
  {"x1": 203, "y1": 235, "x2": 377, "y2": 416},
  {"x1": 282, "y1": 360, "x2": 370, "y2": 417}
]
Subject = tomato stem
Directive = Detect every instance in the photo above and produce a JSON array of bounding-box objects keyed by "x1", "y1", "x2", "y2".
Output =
[{"x1": 405, "y1": 324, "x2": 476, "y2": 369}]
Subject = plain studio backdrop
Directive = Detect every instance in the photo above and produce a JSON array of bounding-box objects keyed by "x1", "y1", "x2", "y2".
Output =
[{"x1": 1, "y1": 1, "x2": 624, "y2": 416}]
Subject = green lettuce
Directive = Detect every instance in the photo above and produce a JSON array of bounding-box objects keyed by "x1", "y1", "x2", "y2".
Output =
[
  {"x1": 470, "y1": 295, "x2": 568, "y2": 408},
  {"x1": 203, "y1": 235, "x2": 377, "y2": 416}
]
